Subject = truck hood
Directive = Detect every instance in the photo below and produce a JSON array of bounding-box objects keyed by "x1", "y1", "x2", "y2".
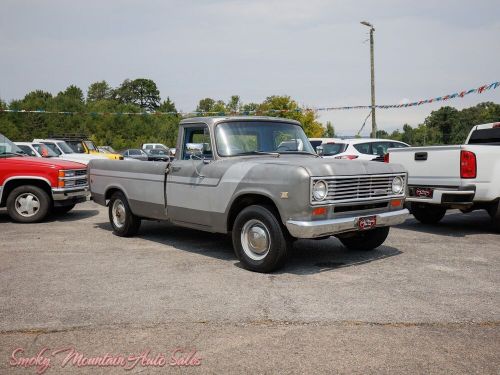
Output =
[
  {"x1": 5, "y1": 157, "x2": 87, "y2": 169},
  {"x1": 243, "y1": 155, "x2": 406, "y2": 176}
]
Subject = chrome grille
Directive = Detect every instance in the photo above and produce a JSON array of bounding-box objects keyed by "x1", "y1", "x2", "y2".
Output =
[{"x1": 311, "y1": 174, "x2": 406, "y2": 204}]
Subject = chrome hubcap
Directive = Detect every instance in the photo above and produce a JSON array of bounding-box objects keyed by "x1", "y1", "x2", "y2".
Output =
[
  {"x1": 241, "y1": 219, "x2": 270, "y2": 261},
  {"x1": 15, "y1": 193, "x2": 40, "y2": 217},
  {"x1": 112, "y1": 199, "x2": 126, "y2": 228}
]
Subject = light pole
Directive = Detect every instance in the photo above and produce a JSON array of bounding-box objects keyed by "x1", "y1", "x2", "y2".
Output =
[{"x1": 360, "y1": 21, "x2": 377, "y2": 138}]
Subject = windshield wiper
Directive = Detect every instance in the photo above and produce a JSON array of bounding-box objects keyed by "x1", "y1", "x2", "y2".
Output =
[
  {"x1": 235, "y1": 151, "x2": 280, "y2": 157},
  {"x1": 278, "y1": 151, "x2": 319, "y2": 157},
  {"x1": 0, "y1": 152, "x2": 26, "y2": 157}
]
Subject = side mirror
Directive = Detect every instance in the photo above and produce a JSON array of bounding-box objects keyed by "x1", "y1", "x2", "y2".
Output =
[
  {"x1": 186, "y1": 143, "x2": 204, "y2": 158},
  {"x1": 316, "y1": 146, "x2": 324, "y2": 156}
]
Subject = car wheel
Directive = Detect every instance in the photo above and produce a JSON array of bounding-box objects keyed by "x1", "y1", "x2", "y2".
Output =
[
  {"x1": 6, "y1": 185, "x2": 50, "y2": 223},
  {"x1": 338, "y1": 227, "x2": 390, "y2": 251},
  {"x1": 108, "y1": 191, "x2": 141, "y2": 237},
  {"x1": 410, "y1": 203, "x2": 446, "y2": 224},
  {"x1": 52, "y1": 204, "x2": 76, "y2": 215},
  {"x1": 232, "y1": 205, "x2": 290, "y2": 273}
]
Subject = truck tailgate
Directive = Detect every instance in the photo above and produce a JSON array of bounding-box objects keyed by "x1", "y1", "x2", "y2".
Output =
[{"x1": 389, "y1": 145, "x2": 463, "y2": 187}]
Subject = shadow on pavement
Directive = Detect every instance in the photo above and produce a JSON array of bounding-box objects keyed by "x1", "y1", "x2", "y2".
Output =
[
  {"x1": 95, "y1": 220, "x2": 402, "y2": 275},
  {"x1": 0, "y1": 208, "x2": 99, "y2": 224},
  {"x1": 397, "y1": 210, "x2": 498, "y2": 237}
]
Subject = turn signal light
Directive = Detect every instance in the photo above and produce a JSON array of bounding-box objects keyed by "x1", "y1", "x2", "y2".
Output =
[
  {"x1": 460, "y1": 150, "x2": 476, "y2": 179},
  {"x1": 390, "y1": 199, "x2": 403, "y2": 207},
  {"x1": 312, "y1": 207, "x2": 327, "y2": 216}
]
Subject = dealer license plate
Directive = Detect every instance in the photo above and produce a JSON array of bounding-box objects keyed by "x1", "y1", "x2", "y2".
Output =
[
  {"x1": 357, "y1": 216, "x2": 377, "y2": 230},
  {"x1": 414, "y1": 187, "x2": 434, "y2": 198}
]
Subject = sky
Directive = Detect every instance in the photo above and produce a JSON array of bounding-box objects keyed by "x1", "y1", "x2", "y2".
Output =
[{"x1": 1, "y1": 0, "x2": 499, "y2": 136}]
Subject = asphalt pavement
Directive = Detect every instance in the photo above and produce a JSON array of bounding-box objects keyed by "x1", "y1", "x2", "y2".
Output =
[{"x1": 0, "y1": 201, "x2": 499, "y2": 374}]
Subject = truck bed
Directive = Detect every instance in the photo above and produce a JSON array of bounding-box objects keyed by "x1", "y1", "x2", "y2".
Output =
[{"x1": 89, "y1": 160, "x2": 168, "y2": 220}]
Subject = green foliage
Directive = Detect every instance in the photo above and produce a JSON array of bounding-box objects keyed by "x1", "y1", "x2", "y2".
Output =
[
  {"x1": 87, "y1": 81, "x2": 113, "y2": 102},
  {"x1": 113, "y1": 78, "x2": 161, "y2": 111},
  {"x1": 323, "y1": 121, "x2": 335, "y2": 137}
]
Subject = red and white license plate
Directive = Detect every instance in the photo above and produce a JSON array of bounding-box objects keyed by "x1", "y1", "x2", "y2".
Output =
[
  {"x1": 357, "y1": 216, "x2": 377, "y2": 230},
  {"x1": 415, "y1": 187, "x2": 434, "y2": 198}
]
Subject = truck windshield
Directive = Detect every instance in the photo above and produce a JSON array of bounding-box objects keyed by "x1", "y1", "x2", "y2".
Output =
[
  {"x1": 57, "y1": 141, "x2": 75, "y2": 154},
  {"x1": 84, "y1": 140, "x2": 97, "y2": 151},
  {"x1": 0, "y1": 134, "x2": 26, "y2": 157},
  {"x1": 215, "y1": 121, "x2": 315, "y2": 156},
  {"x1": 468, "y1": 128, "x2": 500, "y2": 145}
]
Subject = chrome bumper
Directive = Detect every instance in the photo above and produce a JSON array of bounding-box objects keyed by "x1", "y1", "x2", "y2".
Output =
[
  {"x1": 52, "y1": 186, "x2": 90, "y2": 201},
  {"x1": 286, "y1": 209, "x2": 410, "y2": 239}
]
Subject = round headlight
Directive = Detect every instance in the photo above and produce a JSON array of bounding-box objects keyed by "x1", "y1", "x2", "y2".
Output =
[
  {"x1": 312, "y1": 180, "x2": 328, "y2": 201},
  {"x1": 391, "y1": 176, "x2": 404, "y2": 194}
]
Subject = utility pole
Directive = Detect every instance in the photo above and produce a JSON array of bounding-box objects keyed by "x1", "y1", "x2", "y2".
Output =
[{"x1": 361, "y1": 21, "x2": 377, "y2": 138}]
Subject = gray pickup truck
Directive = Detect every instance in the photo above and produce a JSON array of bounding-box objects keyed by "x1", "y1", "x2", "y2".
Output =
[{"x1": 89, "y1": 116, "x2": 408, "y2": 272}]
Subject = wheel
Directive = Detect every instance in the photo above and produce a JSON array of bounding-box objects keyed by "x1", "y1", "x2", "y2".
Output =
[
  {"x1": 338, "y1": 227, "x2": 390, "y2": 251},
  {"x1": 108, "y1": 191, "x2": 141, "y2": 237},
  {"x1": 52, "y1": 204, "x2": 75, "y2": 215},
  {"x1": 410, "y1": 203, "x2": 446, "y2": 224},
  {"x1": 232, "y1": 205, "x2": 290, "y2": 273},
  {"x1": 6, "y1": 185, "x2": 50, "y2": 223},
  {"x1": 487, "y1": 202, "x2": 500, "y2": 233}
]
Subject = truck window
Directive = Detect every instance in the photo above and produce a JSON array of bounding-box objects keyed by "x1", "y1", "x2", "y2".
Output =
[
  {"x1": 468, "y1": 128, "x2": 500, "y2": 145},
  {"x1": 322, "y1": 143, "x2": 347, "y2": 156},
  {"x1": 43, "y1": 142, "x2": 62, "y2": 156},
  {"x1": 182, "y1": 126, "x2": 213, "y2": 160},
  {"x1": 17, "y1": 145, "x2": 36, "y2": 156}
]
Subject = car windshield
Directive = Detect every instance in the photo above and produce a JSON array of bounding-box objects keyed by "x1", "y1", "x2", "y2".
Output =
[
  {"x1": 56, "y1": 141, "x2": 75, "y2": 154},
  {"x1": 33, "y1": 143, "x2": 59, "y2": 157},
  {"x1": 0, "y1": 134, "x2": 26, "y2": 157},
  {"x1": 322, "y1": 143, "x2": 347, "y2": 156},
  {"x1": 215, "y1": 121, "x2": 315, "y2": 156}
]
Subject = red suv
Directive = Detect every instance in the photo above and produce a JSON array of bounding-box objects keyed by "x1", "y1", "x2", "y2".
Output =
[{"x1": 0, "y1": 133, "x2": 89, "y2": 222}]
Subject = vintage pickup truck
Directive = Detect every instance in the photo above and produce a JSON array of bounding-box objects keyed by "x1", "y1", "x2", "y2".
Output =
[{"x1": 89, "y1": 117, "x2": 409, "y2": 272}]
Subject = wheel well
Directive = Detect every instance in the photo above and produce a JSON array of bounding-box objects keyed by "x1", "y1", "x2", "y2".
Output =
[
  {"x1": 105, "y1": 188, "x2": 124, "y2": 203},
  {"x1": 1, "y1": 179, "x2": 52, "y2": 206},
  {"x1": 227, "y1": 194, "x2": 281, "y2": 232}
]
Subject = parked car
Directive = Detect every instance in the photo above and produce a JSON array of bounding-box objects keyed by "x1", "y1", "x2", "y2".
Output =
[
  {"x1": 142, "y1": 143, "x2": 169, "y2": 151},
  {"x1": 121, "y1": 149, "x2": 149, "y2": 161},
  {"x1": 49, "y1": 134, "x2": 123, "y2": 160},
  {"x1": 330, "y1": 138, "x2": 409, "y2": 161},
  {"x1": 144, "y1": 148, "x2": 170, "y2": 161},
  {"x1": 388, "y1": 122, "x2": 500, "y2": 229},
  {"x1": 15, "y1": 142, "x2": 59, "y2": 158},
  {"x1": 309, "y1": 138, "x2": 348, "y2": 157},
  {"x1": 33, "y1": 139, "x2": 107, "y2": 165},
  {"x1": 1, "y1": 133, "x2": 89, "y2": 222},
  {"x1": 89, "y1": 116, "x2": 409, "y2": 273}
]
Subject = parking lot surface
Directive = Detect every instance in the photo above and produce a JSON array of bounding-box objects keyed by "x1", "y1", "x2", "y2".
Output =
[{"x1": 1, "y1": 201, "x2": 499, "y2": 374}]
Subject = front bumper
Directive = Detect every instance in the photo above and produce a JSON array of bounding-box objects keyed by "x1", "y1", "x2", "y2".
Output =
[
  {"x1": 52, "y1": 186, "x2": 89, "y2": 206},
  {"x1": 286, "y1": 209, "x2": 409, "y2": 239},
  {"x1": 406, "y1": 187, "x2": 475, "y2": 206}
]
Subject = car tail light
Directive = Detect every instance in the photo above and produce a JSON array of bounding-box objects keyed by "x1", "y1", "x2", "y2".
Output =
[
  {"x1": 493, "y1": 122, "x2": 500, "y2": 128},
  {"x1": 384, "y1": 153, "x2": 390, "y2": 163},
  {"x1": 460, "y1": 150, "x2": 476, "y2": 179},
  {"x1": 334, "y1": 155, "x2": 358, "y2": 160}
]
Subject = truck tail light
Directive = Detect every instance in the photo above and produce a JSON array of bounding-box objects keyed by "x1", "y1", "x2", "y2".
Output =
[
  {"x1": 384, "y1": 153, "x2": 389, "y2": 163},
  {"x1": 460, "y1": 150, "x2": 476, "y2": 179},
  {"x1": 493, "y1": 122, "x2": 500, "y2": 128}
]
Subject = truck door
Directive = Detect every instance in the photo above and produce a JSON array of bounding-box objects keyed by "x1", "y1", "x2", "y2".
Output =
[{"x1": 166, "y1": 124, "x2": 220, "y2": 230}]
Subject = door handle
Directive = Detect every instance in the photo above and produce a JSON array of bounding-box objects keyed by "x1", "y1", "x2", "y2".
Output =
[{"x1": 172, "y1": 166, "x2": 182, "y2": 172}]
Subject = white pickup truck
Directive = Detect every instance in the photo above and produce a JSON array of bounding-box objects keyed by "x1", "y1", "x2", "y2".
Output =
[{"x1": 388, "y1": 122, "x2": 500, "y2": 230}]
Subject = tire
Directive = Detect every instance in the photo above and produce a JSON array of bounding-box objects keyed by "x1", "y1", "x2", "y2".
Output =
[
  {"x1": 410, "y1": 203, "x2": 446, "y2": 224},
  {"x1": 52, "y1": 204, "x2": 76, "y2": 215},
  {"x1": 232, "y1": 205, "x2": 290, "y2": 273},
  {"x1": 338, "y1": 227, "x2": 390, "y2": 251},
  {"x1": 6, "y1": 185, "x2": 51, "y2": 223},
  {"x1": 108, "y1": 191, "x2": 141, "y2": 237},
  {"x1": 487, "y1": 202, "x2": 500, "y2": 233}
]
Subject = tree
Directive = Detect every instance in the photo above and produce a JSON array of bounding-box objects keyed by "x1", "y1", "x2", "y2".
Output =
[
  {"x1": 158, "y1": 97, "x2": 177, "y2": 114},
  {"x1": 196, "y1": 98, "x2": 216, "y2": 113},
  {"x1": 87, "y1": 81, "x2": 112, "y2": 102},
  {"x1": 227, "y1": 95, "x2": 241, "y2": 113},
  {"x1": 114, "y1": 78, "x2": 161, "y2": 111},
  {"x1": 323, "y1": 121, "x2": 335, "y2": 137}
]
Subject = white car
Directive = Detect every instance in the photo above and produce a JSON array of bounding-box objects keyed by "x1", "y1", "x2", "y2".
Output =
[
  {"x1": 323, "y1": 138, "x2": 409, "y2": 160},
  {"x1": 33, "y1": 139, "x2": 107, "y2": 165},
  {"x1": 388, "y1": 122, "x2": 500, "y2": 228},
  {"x1": 309, "y1": 138, "x2": 346, "y2": 157},
  {"x1": 15, "y1": 142, "x2": 60, "y2": 158},
  {"x1": 142, "y1": 143, "x2": 169, "y2": 151}
]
